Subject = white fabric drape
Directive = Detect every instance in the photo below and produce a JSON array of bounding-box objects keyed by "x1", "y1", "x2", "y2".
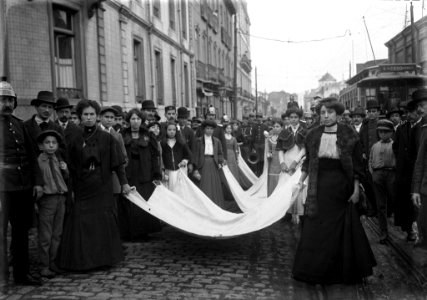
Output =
[
  {"x1": 125, "y1": 139, "x2": 308, "y2": 239},
  {"x1": 125, "y1": 166, "x2": 302, "y2": 239}
]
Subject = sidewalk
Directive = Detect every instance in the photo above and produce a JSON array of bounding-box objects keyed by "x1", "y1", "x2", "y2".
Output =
[{"x1": 366, "y1": 216, "x2": 427, "y2": 286}]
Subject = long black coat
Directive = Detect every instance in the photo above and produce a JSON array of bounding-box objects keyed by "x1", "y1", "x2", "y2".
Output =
[
  {"x1": 121, "y1": 127, "x2": 162, "y2": 184},
  {"x1": 392, "y1": 121, "x2": 416, "y2": 230}
]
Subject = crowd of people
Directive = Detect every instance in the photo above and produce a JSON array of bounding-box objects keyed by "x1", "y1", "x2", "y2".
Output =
[{"x1": 1, "y1": 77, "x2": 427, "y2": 287}]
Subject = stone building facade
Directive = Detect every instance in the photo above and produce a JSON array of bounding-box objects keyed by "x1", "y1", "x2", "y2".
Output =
[{"x1": 2, "y1": 0, "x2": 194, "y2": 120}]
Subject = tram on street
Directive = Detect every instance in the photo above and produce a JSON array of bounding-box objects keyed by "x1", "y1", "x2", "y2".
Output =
[{"x1": 339, "y1": 63, "x2": 427, "y2": 111}]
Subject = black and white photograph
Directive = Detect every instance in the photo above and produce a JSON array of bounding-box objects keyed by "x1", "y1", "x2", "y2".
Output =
[{"x1": 1, "y1": 0, "x2": 427, "y2": 298}]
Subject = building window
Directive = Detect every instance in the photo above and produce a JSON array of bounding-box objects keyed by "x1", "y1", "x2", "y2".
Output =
[
  {"x1": 133, "y1": 39, "x2": 145, "y2": 102},
  {"x1": 169, "y1": 0, "x2": 175, "y2": 29},
  {"x1": 184, "y1": 63, "x2": 190, "y2": 107},
  {"x1": 155, "y1": 50, "x2": 164, "y2": 105},
  {"x1": 153, "y1": 0, "x2": 161, "y2": 18},
  {"x1": 170, "y1": 57, "x2": 177, "y2": 106},
  {"x1": 195, "y1": 30, "x2": 200, "y2": 60},
  {"x1": 181, "y1": 0, "x2": 187, "y2": 39},
  {"x1": 53, "y1": 6, "x2": 79, "y2": 94}
]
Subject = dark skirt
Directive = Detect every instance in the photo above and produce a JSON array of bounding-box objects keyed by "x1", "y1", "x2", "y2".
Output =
[
  {"x1": 292, "y1": 159, "x2": 376, "y2": 284},
  {"x1": 58, "y1": 168, "x2": 124, "y2": 271},
  {"x1": 199, "y1": 156, "x2": 224, "y2": 208},
  {"x1": 117, "y1": 157, "x2": 161, "y2": 240}
]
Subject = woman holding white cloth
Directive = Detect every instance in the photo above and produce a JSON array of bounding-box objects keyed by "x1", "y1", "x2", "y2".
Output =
[
  {"x1": 161, "y1": 122, "x2": 192, "y2": 192},
  {"x1": 276, "y1": 108, "x2": 307, "y2": 219}
]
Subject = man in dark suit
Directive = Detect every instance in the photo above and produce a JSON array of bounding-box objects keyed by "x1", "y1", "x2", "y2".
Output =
[
  {"x1": 24, "y1": 91, "x2": 66, "y2": 160},
  {"x1": 0, "y1": 81, "x2": 43, "y2": 285},
  {"x1": 393, "y1": 99, "x2": 420, "y2": 241},
  {"x1": 251, "y1": 112, "x2": 269, "y2": 176},
  {"x1": 176, "y1": 107, "x2": 195, "y2": 173},
  {"x1": 359, "y1": 99, "x2": 381, "y2": 216},
  {"x1": 55, "y1": 98, "x2": 82, "y2": 146}
]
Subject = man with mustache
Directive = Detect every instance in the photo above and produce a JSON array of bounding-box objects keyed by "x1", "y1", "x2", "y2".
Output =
[
  {"x1": 55, "y1": 98, "x2": 82, "y2": 147},
  {"x1": 24, "y1": 91, "x2": 66, "y2": 160},
  {"x1": 0, "y1": 80, "x2": 43, "y2": 285}
]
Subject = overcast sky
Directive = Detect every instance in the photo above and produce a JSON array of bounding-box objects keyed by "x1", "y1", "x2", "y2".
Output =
[{"x1": 247, "y1": 0, "x2": 425, "y2": 96}]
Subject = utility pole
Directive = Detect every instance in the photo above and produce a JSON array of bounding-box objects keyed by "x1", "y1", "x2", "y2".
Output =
[
  {"x1": 255, "y1": 67, "x2": 258, "y2": 114},
  {"x1": 363, "y1": 16, "x2": 376, "y2": 64},
  {"x1": 411, "y1": 1, "x2": 417, "y2": 69}
]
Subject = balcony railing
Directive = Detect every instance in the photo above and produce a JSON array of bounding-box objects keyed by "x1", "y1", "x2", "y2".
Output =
[
  {"x1": 56, "y1": 87, "x2": 83, "y2": 100},
  {"x1": 196, "y1": 60, "x2": 206, "y2": 81},
  {"x1": 221, "y1": 26, "x2": 232, "y2": 49},
  {"x1": 240, "y1": 54, "x2": 252, "y2": 74},
  {"x1": 207, "y1": 64, "x2": 218, "y2": 83}
]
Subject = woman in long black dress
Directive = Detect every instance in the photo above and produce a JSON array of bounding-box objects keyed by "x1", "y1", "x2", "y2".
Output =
[
  {"x1": 292, "y1": 97, "x2": 376, "y2": 284},
  {"x1": 59, "y1": 100, "x2": 131, "y2": 271},
  {"x1": 120, "y1": 109, "x2": 162, "y2": 240}
]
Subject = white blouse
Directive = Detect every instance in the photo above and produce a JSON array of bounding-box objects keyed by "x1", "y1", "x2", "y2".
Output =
[
  {"x1": 204, "y1": 135, "x2": 214, "y2": 155},
  {"x1": 318, "y1": 132, "x2": 339, "y2": 159}
]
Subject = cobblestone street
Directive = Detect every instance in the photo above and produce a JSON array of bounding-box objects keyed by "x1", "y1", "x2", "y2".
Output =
[{"x1": 1, "y1": 216, "x2": 427, "y2": 299}]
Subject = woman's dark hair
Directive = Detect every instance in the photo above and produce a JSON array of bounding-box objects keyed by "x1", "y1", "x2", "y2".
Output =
[
  {"x1": 224, "y1": 123, "x2": 232, "y2": 131},
  {"x1": 285, "y1": 107, "x2": 303, "y2": 118},
  {"x1": 315, "y1": 97, "x2": 345, "y2": 115},
  {"x1": 75, "y1": 100, "x2": 101, "y2": 117},
  {"x1": 162, "y1": 121, "x2": 186, "y2": 145},
  {"x1": 126, "y1": 108, "x2": 146, "y2": 123}
]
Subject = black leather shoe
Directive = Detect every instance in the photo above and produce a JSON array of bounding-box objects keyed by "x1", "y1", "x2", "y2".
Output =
[{"x1": 14, "y1": 275, "x2": 42, "y2": 286}]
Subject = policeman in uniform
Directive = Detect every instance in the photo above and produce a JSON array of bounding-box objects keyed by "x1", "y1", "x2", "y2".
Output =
[
  {"x1": 240, "y1": 116, "x2": 253, "y2": 162},
  {"x1": 251, "y1": 112, "x2": 269, "y2": 176},
  {"x1": 0, "y1": 80, "x2": 43, "y2": 285}
]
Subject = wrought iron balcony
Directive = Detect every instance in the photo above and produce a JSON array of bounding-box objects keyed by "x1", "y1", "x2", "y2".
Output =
[
  {"x1": 240, "y1": 54, "x2": 252, "y2": 74},
  {"x1": 56, "y1": 87, "x2": 83, "y2": 100}
]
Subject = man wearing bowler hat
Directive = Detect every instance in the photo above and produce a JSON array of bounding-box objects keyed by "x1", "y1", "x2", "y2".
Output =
[
  {"x1": 140, "y1": 100, "x2": 157, "y2": 124},
  {"x1": 409, "y1": 88, "x2": 427, "y2": 165},
  {"x1": 350, "y1": 106, "x2": 366, "y2": 133},
  {"x1": 0, "y1": 81, "x2": 43, "y2": 285},
  {"x1": 177, "y1": 107, "x2": 195, "y2": 150},
  {"x1": 55, "y1": 98, "x2": 82, "y2": 146},
  {"x1": 386, "y1": 107, "x2": 403, "y2": 132},
  {"x1": 411, "y1": 87, "x2": 427, "y2": 248},
  {"x1": 393, "y1": 99, "x2": 420, "y2": 242},
  {"x1": 24, "y1": 91, "x2": 66, "y2": 160}
]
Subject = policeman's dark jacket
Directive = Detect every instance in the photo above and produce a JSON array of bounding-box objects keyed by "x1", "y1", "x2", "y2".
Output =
[
  {"x1": 251, "y1": 122, "x2": 269, "y2": 145},
  {"x1": 0, "y1": 114, "x2": 43, "y2": 191},
  {"x1": 160, "y1": 137, "x2": 192, "y2": 171},
  {"x1": 276, "y1": 125, "x2": 307, "y2": 151}
]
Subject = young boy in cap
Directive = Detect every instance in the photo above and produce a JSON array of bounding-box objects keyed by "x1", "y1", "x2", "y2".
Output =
[
  {"x1": 36, "y1": 130, "x2": 68, "y2": 278},
  {"x1": 369, "y1": 119, "x2": 396, "y2": 244}
]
